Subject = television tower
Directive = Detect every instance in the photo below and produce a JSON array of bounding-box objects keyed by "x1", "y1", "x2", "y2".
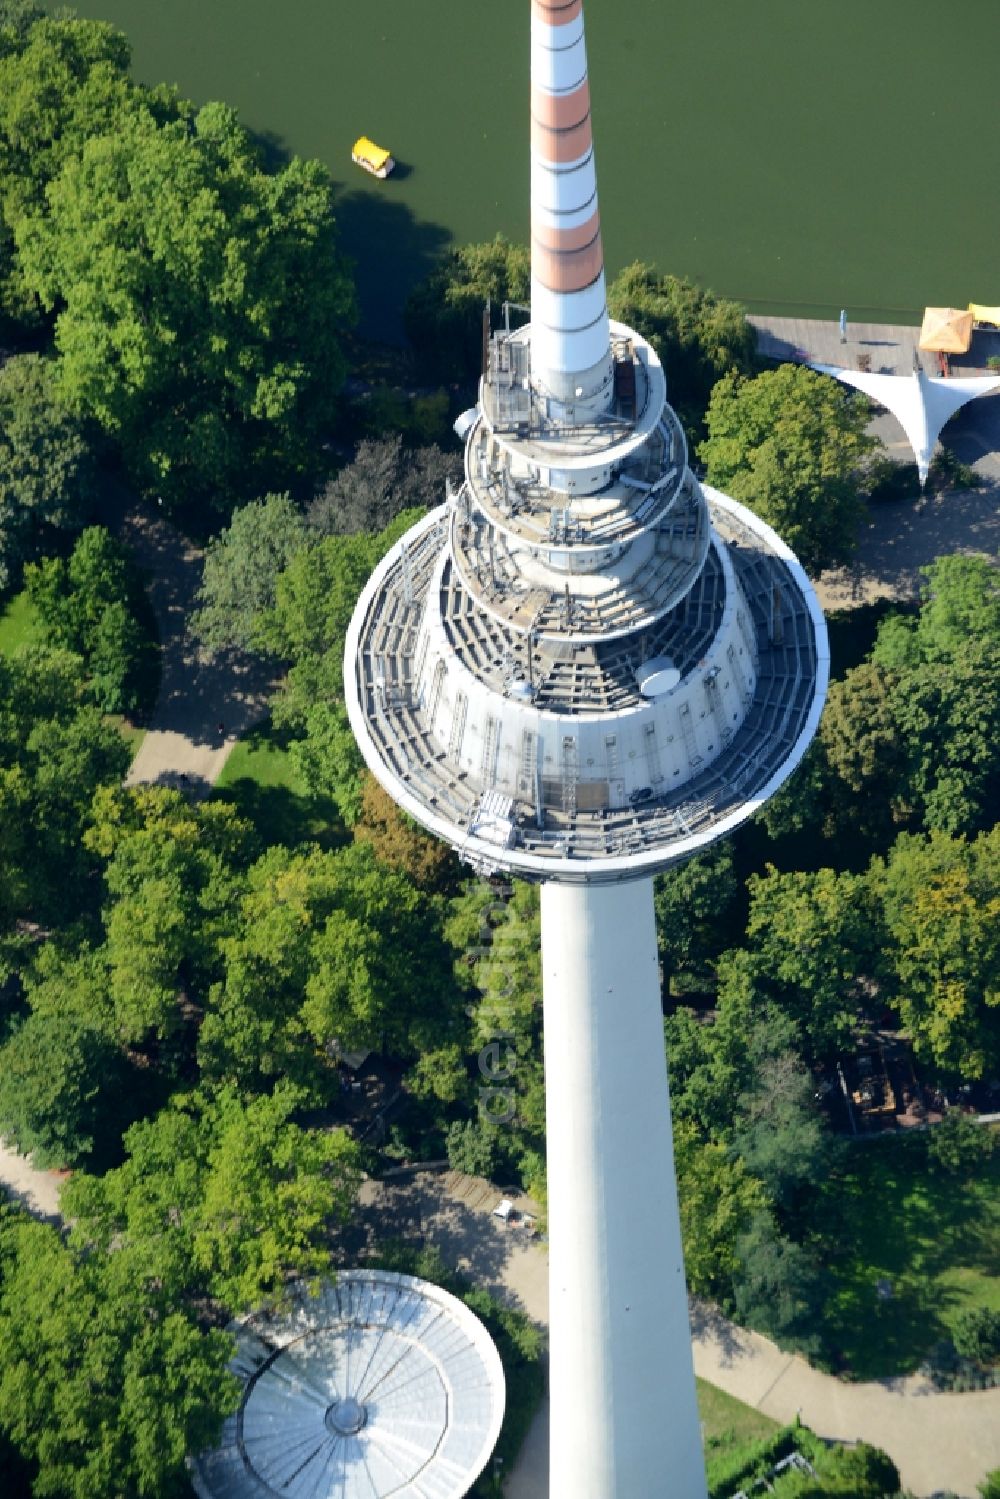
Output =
[{"x1": 345, "y1": 3, "x2": 828, "y2": 1493}]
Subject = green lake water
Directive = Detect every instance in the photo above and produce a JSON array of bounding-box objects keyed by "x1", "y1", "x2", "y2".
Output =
[{"x1": 44, "y1": 0, "x2": 1000, "y2": 342}]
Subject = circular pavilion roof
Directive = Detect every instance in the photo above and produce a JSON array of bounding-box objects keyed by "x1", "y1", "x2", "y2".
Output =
[{"x1": 190, "y1": 1270, "x2": 506, "y2": 1499}]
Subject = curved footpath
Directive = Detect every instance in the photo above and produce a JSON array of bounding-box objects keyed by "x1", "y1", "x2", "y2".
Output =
[
  {"x1": 121, "y1": 506, "x2": 276, "y2": 793},
  {"x1": 353, "y1": 1171, "x2": 1000, "y2": 1499}
]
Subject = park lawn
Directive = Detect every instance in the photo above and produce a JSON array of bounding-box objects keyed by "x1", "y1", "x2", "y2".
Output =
[
  {"x1": 819, "y1": 1131, "x2": 1000, "y2": 1380},
  {"x1": 0, "y1": 591, "x2": 42, "y2": 655},
  {"x1": 697, "y1": 1378, "x2": 778, "y2": 1451},
  {"x1": 213, "y1": 718, "x2": 342, "y2": 848}
]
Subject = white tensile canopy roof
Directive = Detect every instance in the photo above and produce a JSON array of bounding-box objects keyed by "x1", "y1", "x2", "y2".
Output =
[{"x1": 810, "y1": 363, "x2": 1000, "y2": 484}]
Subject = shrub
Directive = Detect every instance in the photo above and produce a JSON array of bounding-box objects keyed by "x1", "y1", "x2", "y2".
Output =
[
  {"x1": 927, "y1": 1111, "x2": 995, "y2": 1177},
  {"x1": 445, "y1": 1117, "x2": 500, "y2": 1179},
  {"x1": 953, "y1": 1307, "x2": 1000, "y2": 1367},
  {"x1": 25, "y1": 527, "x2": 157, "y2": 715}
]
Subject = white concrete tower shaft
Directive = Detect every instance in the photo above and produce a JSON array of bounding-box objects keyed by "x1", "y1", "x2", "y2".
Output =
[
  {"x1": 542, "y1": 878, "x2": 708, "y2": 1499},
  {"x1": 530, "y1": 0, "x2": 614, "y2": 410}
]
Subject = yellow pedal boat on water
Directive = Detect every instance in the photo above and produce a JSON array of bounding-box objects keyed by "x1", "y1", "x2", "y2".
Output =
[{"x1": 352, "y1": 137, "x2": 395, "y2": 179}]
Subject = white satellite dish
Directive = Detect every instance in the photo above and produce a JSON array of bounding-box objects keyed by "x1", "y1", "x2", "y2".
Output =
[{"x1": 636, "y1": 655, "x2": 682, "y2": 697}]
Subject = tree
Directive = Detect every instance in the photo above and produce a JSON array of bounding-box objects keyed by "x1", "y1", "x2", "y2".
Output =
[
  {"x1": 406, "y1": 1043, "x2": 469, "y2": 1107},
  {"x1": 0, "y1": 14, "x2": 138, "y2": 335},
  {"x1": 14, "y1": 97, "x2": 355, "y2": 511},
  {"x1": 307, "y1": 434, "x2": 460, "y2": 537},
  {"x1": 873, "y1": 554, "x2": 1000, "y2": 668},
  {"x1": 258, "y1": 510, "x2": 423, "y2": 824},
  {"x1": 84, "y1": 785, "x2": 251, "y2": 1045},
  {"x1": 353, "y1": 773, "x2": 460, "y2": 892},
  {"x1": 874, "y1": 828, "x2": 1000, "y2": 1079},
  {"x1": 404, "y1": 235, "x2": 530, "y2": 381},
  {"x1": 699, "y1": 364, "x2": 876, "y2": 574},
  {"x1": 980, "y1": 1469, "x2": 1000, "y2": 1499},
  {"x1": 811, "y1": 1442, "x2": 901, "y2": 1499},
  {"x1": 0, "y1": 354, "x2": 97, "y2": 587},
  {"x1": 654, "y1": 843, "x2": 739, "y2": 991},
  {"x1": 0, "y1": 647, "x2": 129, "y2": 924},
  {"x1": 817, "y1": 661, "x2": 911, "y2": 839},
  {"x1": 607, "y1": 262, "x2": 754, "y2": 425},
  {"x1": 0, "y1": 971, "x2": 131, "y2": 1168},
  {"x1": 445, "y1": 1117, "x2": 501, "y2": 1178},
  {"x1": 25, "y1": 527, "x2": 157, "y2": 715},
  {"x1": 0, "y1": 941, "x2": 158, "y2": 1169},
  {"x1": 926, "y1": 1109, "x2": 996, "y2": 1178},
  {"x1": 0, "y1": 1, "x2": 41, "y2": 34},
  {"x1": 868, "y1": 558, "x2": 1000, "y2": 839},
  {"x1": 891, "y1": 643, "x2": 1000, "y2": 837},
  {"x1": 0, "y1": 1203, "x2": 237, "y2": 1499},
  {"x1": 62, "y1": 1086, "x2": 362, "y2": 1315},
  {"x1": 731, "y1": 1049, "x2": 838, "y2": 1213},
  {"x1": 664, "y1": 1005, "x2": 742, "y2": 1139},
  {"x1": 190, "y1": 493, "x2": 308, "y2": 658},
  {"x1": 743, "y1": 864, "x2": 882, "y2": 1057},
  {"x1": 673, "y1": 1121, "x2": 766, "y2": 1298},
  {"x1": 198, "y1": 843, "x2": 460, "y2": 1097},
  {"x1": 732, "y1": 1211, "x2": 826, "y2": 1356}
]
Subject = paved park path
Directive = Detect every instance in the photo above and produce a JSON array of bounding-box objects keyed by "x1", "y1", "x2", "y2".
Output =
[
  {"x1": 356, "y1": 1170, "x2": 1000, "y2": 1499},
  {"x1": 815, "y1": 407, "x2": 1000, "y2": 613},
  {"x1": 121, "y1": 506, "x2": 276, "y2": 794}
]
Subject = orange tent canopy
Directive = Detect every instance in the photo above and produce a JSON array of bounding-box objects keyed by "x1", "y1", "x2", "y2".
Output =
[{"x1": 918, "y1": 306, "x2": 973, "y2": 353}]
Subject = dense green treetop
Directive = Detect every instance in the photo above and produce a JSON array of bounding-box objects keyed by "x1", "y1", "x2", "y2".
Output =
[
  {"x1": 872, "y1": 826, "x2": 1000, "y2": 1078},
  {"x1": 83, "y1": 785, "x2": 251, "y2": 1044},
  {"x1": 673, "y1": 1121, "x2": 766, "y2": 1299},
  {"x1": 653, "y1": 843, "x2": 739, "y2": 988},
  {"x1": 0, "y1": 15, "x2": 135, "y2": 219},
  {"x1": 191, "y1": 493, "x2": 308, "y2": 659},
  {"x1": 307, "y1": 434, "x2": 460, "y2": 537},
  {"x1": 0, "y1": 13, "x2": 356, "y2": 510},
  {"x1": 743, "y1": 864, "x2": 882, "y2": 1058},
  {"x1": 0, "y1": 959, "x2": 130, "y2": 1167},
  {"x1": 14, "y1": 100, "x2": 354, "y2": 509},
  {"x1": 63, "y1": 1085, "x2": 361, "y2": 1316},
  {"x1": 873, "y1": 554, "x2": 1000, "y2": 668},
  {"x1": 0, "y1": 647, "x2": 129, "y2": 926},
  {"x1": 26, "y1": 525, "x2": 157, "y2": 715},
  {"x1": 607, "y1": 261, "x2": 754, "y2": 424},
  {"x1": 731, "y1": 1208, "x2": 827, "y2": 1358},
  {"x1": 258, "y1": 508, "x2": 423, "y2": 823},
  {"x1": 0, "y1": 354, "x2": 97, "y2": 589},
  {"x1": 0, "y1": 12, "x2": 138, "y2": 332},
  {"x1": 699, "y1": 364, "x2": 875, "y2": 574},
  {"x1": 762, "y1": 555, "x2": 1000, "y2": 853},
  {"x1": 199, "y1": 841, "x2": 459, "y2": 1097},
  {"x1": 0, "y1": 1200, "x2": 237, "y2": 1499}
]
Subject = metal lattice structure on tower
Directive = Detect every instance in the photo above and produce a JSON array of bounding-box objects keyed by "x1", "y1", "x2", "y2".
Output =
[{"x1": 346, "y1": 3, "x2": 828, "y2": 1494}]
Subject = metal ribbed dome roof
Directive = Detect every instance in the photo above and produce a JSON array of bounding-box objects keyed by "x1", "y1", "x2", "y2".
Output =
[{"x1": 190, "y1": 1271, "x2": 506, "y2": 1499}]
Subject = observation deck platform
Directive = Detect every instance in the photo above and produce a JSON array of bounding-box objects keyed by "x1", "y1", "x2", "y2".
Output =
[
  {"x1": 448, "y1": 478, "x2": 711, "y2": 643},
  {"x1": 347, "y1": 494, "x2": 826, "y2": 882},
  {"x1": 467, "y1": 407, "x2": 688, "y2": 551}
]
